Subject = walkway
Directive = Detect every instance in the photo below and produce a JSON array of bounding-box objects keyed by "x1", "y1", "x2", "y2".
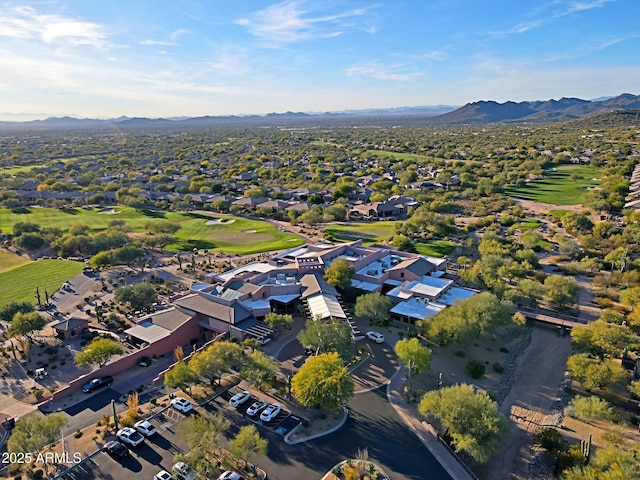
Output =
[{"x1": 387, "y1": 366, "x2": 476, "y2": 480}]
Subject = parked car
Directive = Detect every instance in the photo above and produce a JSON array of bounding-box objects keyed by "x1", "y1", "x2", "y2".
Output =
[
  {"x1": 260, "y1": 403, "x2": 282, "y2": 422},
  {"x1": 173, "y1": 461, "x2": 197, "y2": 480},
  {"x1": 154, "y1": 471, "x2": 172, "y2": 480},
  {"x1": 134, "y1": 419, "x2": 157, "y2": 437},
  {"x1": 171, "y1": 397, "x2": 193, "y2": 413},
  {"x1": 137, "y1": 356, "x2": 152, "y2": 367},
  {"x1": 82, "y1": 375, "x2": 113, "y2": 393},
  {"x1": 246, "y1": 399, "x2": 269, "y2": 417},
  {"x1": 366, "y1": 331, "x2": 385, "y2": 344},
  {"x1": 103, "y1": 440, "x2": 129, "y2": 458},
  {"x1": 116, "y1": 427, "x2": 144, "y2": 447},
  {"x1": 229, "y1": 390, "x2": 251, "y2": 407},
  {"x1": 218, "y1": 472, "x2": 245, "y2": 480}
]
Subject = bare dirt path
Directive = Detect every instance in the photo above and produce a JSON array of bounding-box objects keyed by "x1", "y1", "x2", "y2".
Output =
[{"x1": 475, "y1": 326, "x2": 573, "y2": 480}]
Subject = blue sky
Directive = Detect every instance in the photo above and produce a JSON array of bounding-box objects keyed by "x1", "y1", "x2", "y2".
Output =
[{"x1": 0, "y1": 0, "x2": 638, "y2": 119}]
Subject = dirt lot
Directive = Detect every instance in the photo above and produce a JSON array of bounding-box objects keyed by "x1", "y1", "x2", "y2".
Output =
[{"x1": 412, "y1": 325, "x2": 575, "y2": 480}]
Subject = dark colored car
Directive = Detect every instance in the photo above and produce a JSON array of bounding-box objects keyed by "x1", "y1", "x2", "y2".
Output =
[
  {"x1": 103, "y1": 440, "x2": 129, "y2": 458},
  {"x1": 82, "y1": 375, "x2": 113, "y2": 393},
  {"x1": 137, "y1": 356, "x2": 152, "y2": 367}
]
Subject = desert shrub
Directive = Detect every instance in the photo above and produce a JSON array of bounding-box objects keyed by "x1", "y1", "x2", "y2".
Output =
[
  {"x1": 499, "y1": 347, "x2": 509, "y2": 353},
  {"x1": 466, "y1": 360, "x2": 485, "y2": 378},
  {"x1": 454, "y1": 350, "x2": 466, "y2": 358},
  {"x1": 493, "y1": 362, "x2": 505, "y2": 373},
  {"x1": 533, "y1": 428, "x2": 564, "y2": 451},
  {"x1": 342, "y1": 465, "x2": 360, "y2": 480},
  {"x1": 557, "y1": 443, "x2": 584, "y2": 471},
  {"x1": 565, "y1": 395, "x2": 612, "y2": 422}
]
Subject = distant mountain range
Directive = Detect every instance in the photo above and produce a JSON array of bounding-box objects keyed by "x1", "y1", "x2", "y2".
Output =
[
  {"x1": 1, "y1": 94, "x2": 638, "y2": 129},
  {"x1": 432, "y1": 93, "x2": 640, "y2": 124}
]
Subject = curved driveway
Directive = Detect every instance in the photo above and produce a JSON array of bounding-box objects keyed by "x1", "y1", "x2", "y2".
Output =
[{"x1": 270, "y1": 338, "x2": 451, "y2": 480}]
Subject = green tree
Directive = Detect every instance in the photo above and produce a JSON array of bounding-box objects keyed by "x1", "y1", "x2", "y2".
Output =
[
  {"x1": 354, "y1": 293, "x2": 392, "y2": 325},
  {"x1": 566, "y1": 395, "x2": 613, "y2": 422},
  {"x1": 114, "y1": 282, "x2": 157, "y2": 310},
  {"x1": 189, "y1": 341, "x2": 243, "y2": 386},
  {"x1": 240, "y1": 350, "x2": 279, "y2": 389},
  {"x1": 420, "y1": 292, "x2": 513, "y2": 345},
  {"x1": 229, "y1": 424, "x2": 268, "y2": 468},
  {"x1": 164, "y1": 361, "x2": 199, "y2": 394},
  {"x1": 291, "y1": 352, "x2": 354, "y2": 412},
  {"x1": 620, "y1": 286, "x2": 640, "y2": 311},
  {"x1": 8, "y1": 413, "x2": 67, "y2": 455},
  {"x1": 264, "y1": 312, "x2": 293, "y2": 332},
  {"x1": 324, "y1": 258, "x2": 355, "y2": 291},
  {"x1": 0, "y1": 301, "x2": 34, "y2": 322},
  {"x1": 562, "y1": 444, "x2": 640, "y2": 480},
  {"x1": 571, "y1": 319, "x2": 637, "y2": 358},
  {"x1": 90, "y1": 250, "x2": 114, "y2": 269},
  {"x1": 566, "y1": 353, "x2": 626, "y2": 390},
  {"x1": 8, "y1": 311, "x2": 46, "y2": 361},
  {"x1": 175, "y1": 413, "x2": 231, "y2": 478},
  {"x1": 418, "y1": 384, "x2": 508, "y2": 463},
  {"x1": 543, "y1": 275, "x2": 579, "y2": 311},
  {"x1": 394, "y1": 338, "x2": 431, "y2": 391},
  {"x1": 75, "y1": 337, "x2": 124, "y2": 368},
  {"x1": 390, "y1": 234, "x2": 416, "y2": 253},
  {"x1": 297, "y1": 318, "x2": 352, "y2": 360}
]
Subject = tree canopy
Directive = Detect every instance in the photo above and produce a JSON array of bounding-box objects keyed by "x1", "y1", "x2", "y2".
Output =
[
  {"x1": 543, "y1": 275, "x2": 580, "y2": 311},
  {"x1": 566, "y1": 353, "x2": 626, "y2": 390},
  {"x1": 570, "y1": 319, "x2": 638, "y2": 358},
  {"x1": 240, "y1": 350, "x2": 279, "y2": 389},
  {"x1": 189, "y1": 341, "x2": 243, "y2": 385},
  {"x1": 114, "y1": 282, "x2": 157, "y2": 310},
  {"x1": 8, "y1": 311, "x2": 46, "y2": 340},
  {"x1": 418, "y1": 292, "x2": 513, "y2": 345},
  {"x1": 229, "y1": 424, "x2": 268, "y2": 468},
  {"x1": 291, "y1": 352, "x2": 354, "y2": 412},
  {"x1": 74, "y1": 337, "x2": 124, "y2": 368},
  {"x1": 324, "y1": 258, "x2": 355, "y2": 291},
  {"x1": 8, "y1": 413, "x2": 67, "y2": 454},
  {"x1": 418, "y1": 383, "x2": 508, "y2": 463},
  {"x1": 354, "y1": 293, "x2": 392, "y2": 325},
  {"x1": 164, "y1": 360, "x2": 199, "y2": 394},
  {"x1": 297, "y1": 318, "x2": 352, "y2": 360},
  {"x1": 394, "y1": 337, "x2": 431, "y2": 391}
]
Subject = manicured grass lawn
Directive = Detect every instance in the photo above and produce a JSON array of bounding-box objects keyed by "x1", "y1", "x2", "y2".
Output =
[
  {"x1": 364, "y1": 150, "x2": 431, "y2": 161},
  {"x1": 504, "y1": 165, "x2": 601, "y2": 205},
  {"x1": 415, "y1": 240, "x2": 456, "y2": 258},
  {"x1": 324, "y1": 221, "x2": 398, "y2": 245},
  {"x1": 550, "y1": 209, "x2": 569, "y2": 218},
  {"x1": 0, "y1": 250, "x2": 32, "y2": 273},
  {"x1": 515, "y1": 220, "x2": 540, "y2": 230},
  {"x1": 0, "y1": 165, "x2": 35, "y2": 175},
  {"x1": 0, "y1": 207, "x2": 303, "y2": 255},
  {"x1": 0, "y1": 259, "x2": 83, "y2": 308}
]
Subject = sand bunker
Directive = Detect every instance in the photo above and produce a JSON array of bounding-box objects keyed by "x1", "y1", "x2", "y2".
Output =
[
  {"x1": 98, "y1": 208, "x2": 120, "y2": 215},
  {"x1": 205, "y1": 219, "x2": 236, "y2": 225},
  {"x1": 243, "y1": 229, "x2": 257, "y2": 233}
]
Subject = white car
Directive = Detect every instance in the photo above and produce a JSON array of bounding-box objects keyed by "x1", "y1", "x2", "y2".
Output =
[
  {"x1": 171, "y1": 397, "x2": 193, "y2": 413},
  {"x1": 218, "y1": 471, "x2": 245, "y2": 480},
  {"x1": 245, "y1": 399, "x2": 269, "y2": 417},
  {"x1": 229, "y1": 390, "x2": 251, "y2": 408},
  {"x1": 154, "y1": 471, "x2": 172, "y2": 480},
  {"x1": 260, "y1": 402, "x2": 282, "y2": 422},
  {"x1": 116, "y1": 427, "x2": 144, "y2": 447},
  {"x1": 134, "y1": 419, "x2": 157, "y2": 437},
  {"x1": 173, "y1": 461, "x2": 197, "y2": 480},
  {"x1": 366, "y1": 331, "x2": 385, "y2": 344}
]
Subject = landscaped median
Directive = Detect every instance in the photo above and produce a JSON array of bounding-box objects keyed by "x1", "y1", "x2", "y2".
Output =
[{"x1": 321, "y1": 457, "x2": 391, "y2": 480}]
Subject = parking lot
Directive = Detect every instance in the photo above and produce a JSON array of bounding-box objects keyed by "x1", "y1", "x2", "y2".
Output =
[
  {"x1": 56, "y1": 388, "x2": 300, "y2": 480},
  {"x1": 209, "y1": 389, "x2": 301, "y2": 438},
  {"x1": 57, "y1": 404, "x2": 189, "y2": 480}
]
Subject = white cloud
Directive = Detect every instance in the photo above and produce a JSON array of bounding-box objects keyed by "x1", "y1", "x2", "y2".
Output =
[
  {"x1": 234, "y1": 1, "x2": 379, "y2": 45},
  {"x1": 345, "y1": 62, "x2": 422, "y2": 81},
  {"x1": 140, "y1": 29, "x2": 190, "y2": 47},
  {"x1": 0, "y1": 5, "x2": 108, "y2": 48},
  {"x1": 491, "y1": 0, "x2": 615, "y2": 36}
]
